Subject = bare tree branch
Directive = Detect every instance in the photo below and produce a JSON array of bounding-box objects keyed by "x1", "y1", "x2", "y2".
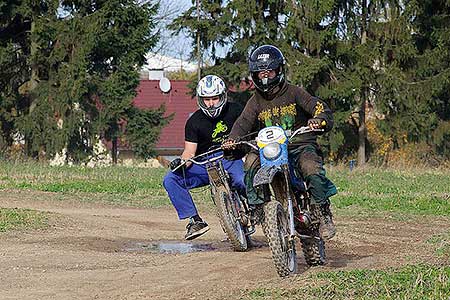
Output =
[{"x1": 146, "y1": 0, "x2": 193, "y2": 60}]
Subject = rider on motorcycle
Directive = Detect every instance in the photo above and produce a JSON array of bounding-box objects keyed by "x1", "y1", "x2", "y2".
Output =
[
  {"x1": 223, "y1": 45, "x2": 337, "y2": 240},
  {"x1": 163, "y1": 75, "x2": 246, "y2": 240}
]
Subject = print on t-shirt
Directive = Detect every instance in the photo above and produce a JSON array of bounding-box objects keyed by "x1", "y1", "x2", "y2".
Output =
[
  {"x1": 185, "y1": 102, "x2": 243, "y2": 156},
  {"x1": 257, "y1": 103, "x2": 297, "y2": 129},
  {"x1": 212, "y1": 120, "x2": 228, "y2": 141}
]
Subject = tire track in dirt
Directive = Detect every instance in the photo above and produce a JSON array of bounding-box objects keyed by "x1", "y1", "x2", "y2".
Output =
[{"x1": 1, "y1": 190, "x2": 448, "y2": 299}]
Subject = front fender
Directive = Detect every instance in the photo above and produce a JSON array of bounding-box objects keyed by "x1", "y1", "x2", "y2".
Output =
[{"x1": 253, "y1": 165, "x2": 283, "y2": 187}]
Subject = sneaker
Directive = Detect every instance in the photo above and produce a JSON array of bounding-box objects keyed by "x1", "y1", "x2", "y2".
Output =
[
  {"x1": 185, "y1": 219, "x2": 210, "y2": 240},
  {"x1": 317, "y1": 204, "x2": 336, "y2": 240}
]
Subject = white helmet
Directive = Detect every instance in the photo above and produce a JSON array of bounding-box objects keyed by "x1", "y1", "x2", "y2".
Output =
[{"x1": 196, "y1": 75, "x2": 227, "y2": 118}]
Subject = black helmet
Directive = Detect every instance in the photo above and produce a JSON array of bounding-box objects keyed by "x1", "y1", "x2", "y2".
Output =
[{"x1": 249, "y1": 45, "x2": 286, "y2": 96}]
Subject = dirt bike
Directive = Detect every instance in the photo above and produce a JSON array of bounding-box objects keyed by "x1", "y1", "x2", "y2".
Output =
[
  {"x1": 172, "y1": 148, "x2": 255, "y2": 251},
  {"x1": 236, "y1": 126, "x2": 326, "y2": 277}
]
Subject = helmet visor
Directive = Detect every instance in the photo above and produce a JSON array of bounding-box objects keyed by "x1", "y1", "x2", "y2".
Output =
[{"x1": 251, "y1": 67, "x2": 283, "y2": 92}]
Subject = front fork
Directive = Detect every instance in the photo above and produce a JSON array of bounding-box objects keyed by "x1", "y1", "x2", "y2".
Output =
[
  {"x1": 281, "y1": 164, "x2": 296, "y2": 239},
  {"x1": 207, "y1": 161, "x2": 230, "y2": 195},
  {"x1": 208, "y1": 162, "x2": 254, "y2": 233}
]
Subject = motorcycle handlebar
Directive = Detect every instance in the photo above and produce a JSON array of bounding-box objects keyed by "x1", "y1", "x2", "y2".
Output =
[
  {"x1": 172, "y1": 126, "x2": 326, "y2": 172},
  {"x1": 171, "y1": 148, "x2": 224, "y2": 173},
  {"x1": 224, "y1": 127, "x2": 324, "y2": 151},
  {"x1": 187, "y1": 153, "x2": 224, "y2": 165},
  {"x1": 290, "y1": 126, "x2": 324, "y2": 139},
  {"x1": 232, "y1": 140, "x2": 259, "y2": 151}
]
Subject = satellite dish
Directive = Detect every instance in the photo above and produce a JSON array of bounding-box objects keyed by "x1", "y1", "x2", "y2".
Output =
[{"x1": 159, "y1": 77, "x2": 171, "y2": 93}]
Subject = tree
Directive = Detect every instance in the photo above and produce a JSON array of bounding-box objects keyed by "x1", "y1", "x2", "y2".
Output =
[
  {"x1": 16, "y1": 4, "x2": 98, "y2": 160},
  {"x1": 404, "y1": 0, "x2": 450, "y2": 158},
  {"x1": 170, "y1": 0, "x2": 288, "y2": 100},
  {"x1": 297, "y1": 0, "x2": 421, "y2": 165},
  {"x1": 1, "y1": 0, "x2": 168, "y2": 162},
  {"x1": 125, "y1": 105, "x2": 172, "y2": 159},
  {"x1": 83, "y1": 0, "x2": 159, "y2": 163},
  {"x1": 172, "y1": 0, "x2": 450, "y2": 165},
  {"x1": 0, "y1": 0, "x2": 48, "y2": 154},
  {"x1": 283, "y1": 0, "x2": 343, "y2": 160}
]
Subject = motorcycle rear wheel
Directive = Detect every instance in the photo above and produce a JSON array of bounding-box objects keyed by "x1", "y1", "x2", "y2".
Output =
[
  {"x1": 214, "y1": 187, "x2": 248, "y2": 252},
  {"x1": 299, "y1": 206, "x2": 326, "y2": 266},
  {"x1": 263, "y1": 201, "x2": 298, "y2": 277},
  {"x1": 300, "y1": 235, "x2": 326, "y2": 266}
]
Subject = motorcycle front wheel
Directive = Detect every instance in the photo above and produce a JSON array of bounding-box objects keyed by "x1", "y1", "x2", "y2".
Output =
[
  {"x1": 262, "y1": 200, "x2": 298, "y2": 277},
  {"x1": 214, "y1": 187, "x2": 248, "y2": 252}
]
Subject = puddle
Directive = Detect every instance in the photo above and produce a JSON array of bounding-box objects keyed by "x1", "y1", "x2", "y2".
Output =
[{"x1": 122, "y1": 241, "x2": 216, "y2": 254}]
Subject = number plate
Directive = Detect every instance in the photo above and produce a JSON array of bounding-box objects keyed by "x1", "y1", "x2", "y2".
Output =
[{"x1": 257, "y1": 126, "x2": 286, "y2": 144}]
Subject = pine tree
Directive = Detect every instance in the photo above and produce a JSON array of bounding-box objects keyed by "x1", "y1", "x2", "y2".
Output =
[
  {"x1": 283, "y1": 0, "x2": 342, "y2": 159},
  {"x1": 170, "y1": 0, "x2": 287, "y2": 88},
  {"x1": 125, "y1": 105, "x2": 173, "y2": 159},
  {"x1": 1, "y1": 0, "x2": 167, "y2": 162},
  {"x1": 301, "y1": 0, "x2": 421, "y2": 164},
  {"x1": 16, "y1": 3, "x2": 99, "y2": 160},
  {"x1": 88, "y1": 0, "x2": 160, "y2": 163},
  {"x1": 0, "y1": 0, "x2": 58, "y2": 157},
  {"x1": 5, "y1": 0, "x2": 446, "y2": 163},
  {"x1": 404, "y1": 0, "x2": 450, "y2": 158}
]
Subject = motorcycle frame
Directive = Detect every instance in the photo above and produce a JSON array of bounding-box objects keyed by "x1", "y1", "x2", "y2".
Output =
[
  {"x1": 251, "y1": 126, "x2": 318, "y2": 240},
  {"x1": 206, "y1": 160, "x2": 232, "y2": 200},
  {"x1": 204, "y1": 157, "x2": 250, "y2": 228}
]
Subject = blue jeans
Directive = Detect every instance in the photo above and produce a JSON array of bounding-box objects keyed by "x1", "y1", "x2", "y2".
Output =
[{"x1": 163, "y1": 158, "x2": 245, "y2": 220}]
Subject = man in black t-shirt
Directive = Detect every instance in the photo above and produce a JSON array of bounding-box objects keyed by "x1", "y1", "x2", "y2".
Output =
[{"x1": 163, "y1": 75, "x2": 245, "y2": 240}]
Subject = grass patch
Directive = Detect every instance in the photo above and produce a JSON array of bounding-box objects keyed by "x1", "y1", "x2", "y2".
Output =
[
  {"x1": 328, "y1": 168, "x2": 450, "y2": 216},
  {"x1": 427, "y1": 231, "x2": 450, "y2": 258},
  {"x1": 244, "y1": 265, "x2": 450, "y2": 300},
  {"x1": 0, "y1": 208, "x2": 48, "y2": 232},
  {"x1": 0, "y1": 160, "x2": 214, "y2": 208},
  {"x1": 0, "y1": 161, "x2": 449, "y2": 215}
]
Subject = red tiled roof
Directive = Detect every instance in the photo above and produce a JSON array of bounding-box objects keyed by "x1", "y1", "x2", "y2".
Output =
[
  {"x1": 133, "y1": 79, "x2": 253, "y2": 152},
  {"x1": 133, "y1": 80, "x2": 197, "y2": 150}
]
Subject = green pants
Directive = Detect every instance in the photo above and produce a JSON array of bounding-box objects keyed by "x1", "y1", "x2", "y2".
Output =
[{"x1": 244, "y1": 144, "x2": 337, "y2": 206}]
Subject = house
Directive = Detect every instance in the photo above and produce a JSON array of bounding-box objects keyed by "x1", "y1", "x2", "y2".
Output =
[
  {"x1": 132, "y1": 79, "x2": 197, "y2": 156},
  {"x1": 143, "y1": 53, "x2": 197, "y2": 73}
]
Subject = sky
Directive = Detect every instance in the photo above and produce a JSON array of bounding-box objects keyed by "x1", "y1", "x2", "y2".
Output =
[
  {"x1": 154, "y1": 0, "x2": 230, "y2": 64},
  {"x1": 154, "y1": 0, "x2": 194, "y2": 61}
]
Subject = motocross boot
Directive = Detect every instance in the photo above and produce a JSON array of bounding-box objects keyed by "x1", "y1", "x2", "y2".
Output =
[{"x1": 317, "y1": 203, "x2": 336, "y2": 240}]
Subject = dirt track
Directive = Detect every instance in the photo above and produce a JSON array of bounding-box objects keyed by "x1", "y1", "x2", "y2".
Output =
[{"x1": 1, "y1": 190, "x2": 449, "y2": 300}]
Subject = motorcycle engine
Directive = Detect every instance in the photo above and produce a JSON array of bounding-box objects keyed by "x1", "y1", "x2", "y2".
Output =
[{"x1": 295, "y1": 211, "x2": 312, "y2": 231}]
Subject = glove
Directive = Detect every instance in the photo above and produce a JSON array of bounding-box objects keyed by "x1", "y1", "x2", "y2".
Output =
[
  {"x1": 221, "y1": 138, "x2": 237, "y2": 150},
  {"x1": 307, "y1": 118, "x2": 326, "y2": 129},
  {"x1": 169, "y1": 158, "x2": 185, "y2": 172}
]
